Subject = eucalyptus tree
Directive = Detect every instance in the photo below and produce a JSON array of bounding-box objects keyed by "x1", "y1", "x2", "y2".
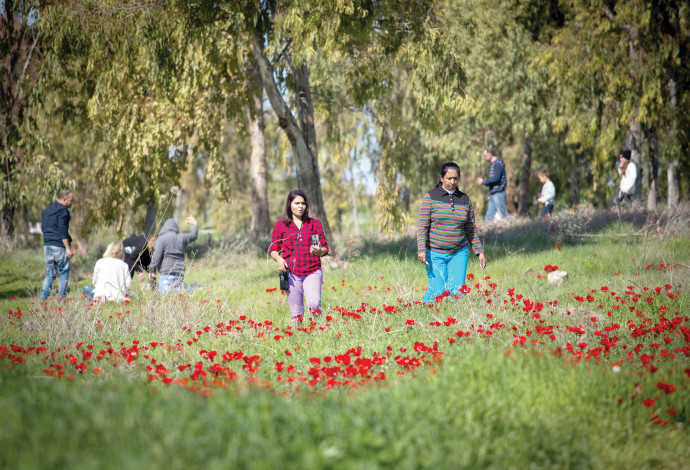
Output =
[
  {"x1": 192, "y1": 0, "x2": 471, "y2": 233},
  {"x1": 40, "y1": 0, "x2": 475, "y2": 239},
  {"x1": 0, "y1": 0, "x2": 64, "y2": 239},
  {"x1": 444, "y1": 0, "x2": 562, "y2": 216},
  {"x1": 541, "y1": 0, "x2": 690, "y2": 209},
  {"x1": 38, "y1": 1, "x2": 255, "y2": 236}
]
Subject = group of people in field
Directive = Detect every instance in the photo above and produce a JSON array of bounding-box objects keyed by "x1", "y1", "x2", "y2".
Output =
[
  {"x1": 40, "y1": 191, "x2": 199, "y2": 303},
  {"x1": 39, "y1": 147, "x2": 636, "y2": 326}
]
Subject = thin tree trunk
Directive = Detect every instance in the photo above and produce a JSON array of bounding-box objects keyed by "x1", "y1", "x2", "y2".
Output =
[
  {"x1": 144, "y1": 193, "x2": 157, "y2": 237},
  {"x1": 1, "y1": 198, "x2": 15, "y2": 242},
  {"x1": 627, "y1": 113, "x2": 643, "y2": 202},
  {"x1": 568, "y1": 151, "x2": 580, "y2": 206},
  {"x1": 251, "y1": 29, "x2": 335, "y2": 254},
  {"x1": 517, "y1": 133, "x2": 532, "y2": 216},
  {"x1": 352, "y1": 185, "x2": 359, "y2": 235},
  {"x1": 667, "y1": 158, "x2": 679, "y2": 209},
  {"x1": 667, "y1": 79, "x2": 679, "y2": 210},
  {"x1": 20, "y1": 201, "x2": 29, "y2": 245},
  {"x1": 1, "y1": 140, "x2": 16, "y2": 241},
  {"x1": 646, "y1": 126, "x2": 658, "y2": 212},
  {"x1": 247, "y1": 63, "x2": 270, "y2": 237}
]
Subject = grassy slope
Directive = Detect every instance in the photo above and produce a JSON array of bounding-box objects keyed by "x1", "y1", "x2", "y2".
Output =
[{"x1": 0, "y1": 210, "x2": 689, "y2": 469}]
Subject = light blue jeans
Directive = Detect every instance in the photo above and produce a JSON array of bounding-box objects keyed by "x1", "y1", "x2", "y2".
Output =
[
  {"x1": 83, "y1": 285, "x2": 95, "y2": 299},
  {"x1": 40, "y1": 246, "x2": 71, "y2": 300},
  {"x1": 486, "y1": 190, "x2": 507, "y2": 223},
  {"x1": 424, "y1": 246, "x2": 469, "y2": 303},
  {"x1": 158, "y1": 273, "x2": 191, "y2": 294}
]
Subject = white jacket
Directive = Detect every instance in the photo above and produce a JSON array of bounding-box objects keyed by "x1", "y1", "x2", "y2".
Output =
[
  {"x1": 618, "y1": 161, "x2": 637, "y2": 194},
  {"x1": 93, "y1": 258, "x2": 131, "y2": 301}
]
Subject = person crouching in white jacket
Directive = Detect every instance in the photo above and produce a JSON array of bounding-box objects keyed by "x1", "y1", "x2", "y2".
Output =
[{"x1": 83, "y1": 241, "x2": 132, "y2": 302}]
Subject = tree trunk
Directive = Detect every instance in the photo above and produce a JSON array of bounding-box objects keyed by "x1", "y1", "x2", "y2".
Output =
[
  {"x1": 667, "y1": 158, "x2": 679, "y2": 209},
  {"x1": 666, "y1": 79, "x2": 679, "y2": 210},
  {"x1": 352, "y1": 185, "x2": 360, "y2": 235},
  {"x1": 1, "y1": 140, "x2": 16, "y2": 241},
  {"x1": 1, "y1": 198, "x2": 15, "y2": 242},
  {"x1": 568, "y1": 150, "x2": 580, "y2": 206},
  {"x1": 627, "y1": 113, "x2": 643, "y2": 202},
  {"x1": 144, "y1": 193, "x2": 157, "y2": 237},
  {"x1": 19, "y1": 201, "x2": 29, "y2": 246},
  {"x1": 251, "y1": 30, "x2": 336, "y2": 254},
  {"x1": 646, "y1": 126, "x2": 658, "y2": 212},
  {"x1": 517, "y1": 133, "x2": 532, "y2": 216},
  {"x1": 247, "y1": 63, "x2": 270, "y2": 237}
]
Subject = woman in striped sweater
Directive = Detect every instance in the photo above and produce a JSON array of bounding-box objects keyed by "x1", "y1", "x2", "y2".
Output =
[{"x1": 417, "y1": 162, "x2": 487, "y2": 303}]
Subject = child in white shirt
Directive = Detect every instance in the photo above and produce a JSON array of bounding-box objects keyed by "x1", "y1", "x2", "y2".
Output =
[{"x1": 537, "y1": 169, "x2": 555, "y2": 219}]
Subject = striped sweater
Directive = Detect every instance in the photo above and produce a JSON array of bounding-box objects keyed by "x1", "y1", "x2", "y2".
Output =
[{"x1": 416, "y1": 187, "x2": 484, "y2": 255}]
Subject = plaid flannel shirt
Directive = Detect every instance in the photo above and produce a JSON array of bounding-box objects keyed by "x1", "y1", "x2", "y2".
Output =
[{"x1": 270, "y1": 218, "x2": 329, "y2": 275}]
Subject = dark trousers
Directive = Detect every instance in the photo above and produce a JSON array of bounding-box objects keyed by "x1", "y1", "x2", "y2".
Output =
[
  {"x1": 612, "y1": 191, "x2": 633, "y2": 206},
  {"x1": 540, "y1": 203, "x2": 554, "y2": 218}
]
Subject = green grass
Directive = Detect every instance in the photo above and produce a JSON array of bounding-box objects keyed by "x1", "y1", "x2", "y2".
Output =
[{"x1": 1, "y1": 209, "x2": 689, "y2": 469}]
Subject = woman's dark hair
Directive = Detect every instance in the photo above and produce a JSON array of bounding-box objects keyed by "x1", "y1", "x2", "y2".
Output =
[
  {"x1": 285, "y1": 189, "x2": 310, "y2": 221},
  {"x1": 436, "y1": 162, "x2": 461, "y2": 187}
]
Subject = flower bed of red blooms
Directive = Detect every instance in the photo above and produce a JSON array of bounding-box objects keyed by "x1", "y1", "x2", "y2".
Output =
[{"x1": 1, "y1": 260, "x2": 687, "y2": 426}]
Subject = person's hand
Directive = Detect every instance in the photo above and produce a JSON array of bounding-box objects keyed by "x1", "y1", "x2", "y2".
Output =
[
  {"x1": 185, "y1": 216, "x2": 197, "y2": 226},
  {"x1": 66, "y1": 247, "x2": 74, "y2": 258},
  {"x1": 475, "y1": 177, "x2": 483, "y2": 185},
  {"x1": 478, "y1": 253, "x2": 487, "y2": 270},
  {"x1": 417, "y1": 252, "x2": 427, "y2": 264},
  {"x1": 148, "y1": 271, "x2": 156, "y2": 282},
  {"x1": 276, "y1": 256, "x2": 288, "y2": 272},
  {"x1": 309, "y1": 246, "x2": 325, "y2": 256},
  {"x1": 137, "y1": 272, "x2": 146, "y2": 281}
]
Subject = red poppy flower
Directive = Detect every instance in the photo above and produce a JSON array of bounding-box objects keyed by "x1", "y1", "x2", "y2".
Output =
[
  {"x1": 656, "y1": 382, "x2": 675, "y2": 394},
  {"x1": 642, "y1": 398, "x2": 655, "y2": 407}
]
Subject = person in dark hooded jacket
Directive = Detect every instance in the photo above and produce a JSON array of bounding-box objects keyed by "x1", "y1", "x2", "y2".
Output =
[{"x1": 148, "y1": 216, "x2": 198, "y2": 293}]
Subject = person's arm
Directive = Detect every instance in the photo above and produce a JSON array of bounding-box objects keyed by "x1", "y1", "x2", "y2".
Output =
[
  {"x1": 416, "y1": 193, "x2": 433, "y2": 264},
  {"x1": 180, "y1": 216, "x2": 199, "y2": 245},
  {"x1": 270, "y1": 250, "x2": 288, "y2": 271},
  {"x1": 482, "y1": 161, "x2": 502, "y2": 186},
  {"x1": 58, "y1": 210, "x2": 73, "y2": 257},
  {"x1": 269, "y1": 222, "x2": 288, "y2": 271},
  {"x1": 309, "y1": 219, "x2": 329, "y2": 257},
  {"x1": 149, "y1": 239, "x2": 164, "y2": 274}
]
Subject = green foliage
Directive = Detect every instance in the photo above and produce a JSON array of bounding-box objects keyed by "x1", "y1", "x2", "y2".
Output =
[
  {"x1": 539, "y1": 0, "x2": 690, "y2": 202},
  {"x1": 5, "y1": 0, "x2": 689, "y2": 241}
]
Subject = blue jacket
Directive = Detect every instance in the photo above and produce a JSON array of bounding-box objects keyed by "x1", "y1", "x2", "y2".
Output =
[
  {"x1": 42, "y1": 201, "x2": 72, "y2": 247},
  {"x1": 482, "y1": 158, "x2": 507, "y2": 195}
]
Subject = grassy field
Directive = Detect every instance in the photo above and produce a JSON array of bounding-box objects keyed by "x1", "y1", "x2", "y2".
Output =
[{"x1": 1, "y1": 208, "x2": 689, "y2": 469}]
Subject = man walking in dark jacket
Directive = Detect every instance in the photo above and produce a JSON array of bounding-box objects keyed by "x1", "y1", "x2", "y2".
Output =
[
  {"x1": 148, "y1": 216, "x2": 198, "y2": 293},
  {"x1": 40, "y1": 189, "x2": 74, "y2": 300},
  {"x1": 476, "y1": 147, "x2": 508, "y2": 223}
]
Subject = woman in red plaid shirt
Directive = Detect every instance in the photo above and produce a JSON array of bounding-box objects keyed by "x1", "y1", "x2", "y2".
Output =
[{"x1": 270, "y1": 190, "x2": 329, "y2": 327}]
